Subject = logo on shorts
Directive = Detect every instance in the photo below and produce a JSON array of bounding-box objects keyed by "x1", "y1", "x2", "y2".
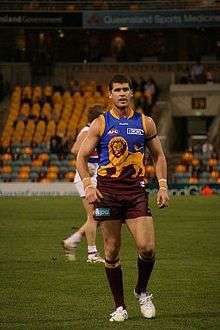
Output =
[
  {"x1": 127, "y1": 128, "x2": 144, "y2": 135},
  {"x1": 140, "y1": 180, "x2": 146, "y2": 187},
  {"x1": 95, "y1": 208, "x2": 111, "y2": 217}
]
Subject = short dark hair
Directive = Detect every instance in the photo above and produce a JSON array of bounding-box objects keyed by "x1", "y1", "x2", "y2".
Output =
[
  {"x1": 109, "y1": 75, "x2": 132, "y2": 91},
  {"x1": 87, "y1": 104, "x2": 104, "y2": 123}
]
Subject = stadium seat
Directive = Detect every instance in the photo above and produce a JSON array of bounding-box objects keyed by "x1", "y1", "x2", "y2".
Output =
[
  {"x1": 29, "y1": 172, "x2": 39, "y2": 182},
  {"x1": 39, "y1": 153, "x2": 49, "y2": 162},
  {"x1": 1, "y1": 165, "x2": 12, "y2": 174},
  {"x1": 47, "y1": 172, "x2": 58, "y2": 181},
  {"x1": 64, "y1": 172, "x2": 75, "y2": 181},
  {"x1": 189, "y1": 177, "x2": 198, "y2": 184},
  {"x1": 175, "y1": 165, "x2": 186, "y2": 173}
]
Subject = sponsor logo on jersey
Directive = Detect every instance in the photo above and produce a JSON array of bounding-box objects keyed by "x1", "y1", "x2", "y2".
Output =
[
  {"x1": 95, "y1": 208, "x2": 111, "y2": 217},
  {"x1": 119, "y1": 122, "x2": 128, "y2": 126},
  {"x1": 107, "y1": 128, "x2": 119, "y2": 135},
  {"x1": 127, "y1": 128, "x2": 144, "y2": 135}
]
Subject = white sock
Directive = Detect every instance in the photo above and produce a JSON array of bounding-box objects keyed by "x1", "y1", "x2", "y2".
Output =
[
  {"x1": 67, "y1": 232, "x2": 82, "y2": 245},
  {"x1": 88, "y1": 245, "x2": 97, "y2": 254}
]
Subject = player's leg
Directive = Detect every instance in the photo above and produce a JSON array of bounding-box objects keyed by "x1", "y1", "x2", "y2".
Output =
[
  {"x1": 82, "y1": 198, "x2": 104, "y2": 263},
  {"x1": 126, "y1": 216, "x2": 156, "y2": 318},
  {"x1": 62, "y1": 178, "x2": 86, "y2": 260},
  {"x1": 100, "y1": 220, "x2": 128, "y2": 321}
]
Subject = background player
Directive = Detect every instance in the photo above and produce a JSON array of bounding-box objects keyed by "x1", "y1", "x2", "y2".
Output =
[{"x1": 62, "y1": 105, "x2": 104, "y2": 263}]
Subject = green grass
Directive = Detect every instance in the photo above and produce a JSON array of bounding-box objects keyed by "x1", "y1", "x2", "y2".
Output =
[{"x1": 0, "y1": 196, "x2": 219, "y2": 329}]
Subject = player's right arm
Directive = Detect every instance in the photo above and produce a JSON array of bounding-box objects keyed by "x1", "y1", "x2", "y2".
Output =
[{"x1": 76, "y1": 117, "x2": 103, "y2": 203}]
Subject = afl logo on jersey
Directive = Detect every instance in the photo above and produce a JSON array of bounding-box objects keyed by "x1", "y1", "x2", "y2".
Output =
[
  {"x1": 107, "y1": 128, "x2": 119, "y2": 135},
  {"x1": 127, "y1": 128, "x2": 144, "y2": 135}
]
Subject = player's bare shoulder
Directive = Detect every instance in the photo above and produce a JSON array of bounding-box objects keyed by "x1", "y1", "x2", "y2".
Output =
[{"x1": 141, "y1": 114, "x2": 157, "y2": 138}]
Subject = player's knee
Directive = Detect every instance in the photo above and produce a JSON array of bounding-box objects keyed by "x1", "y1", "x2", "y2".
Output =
[
  {"x1": 138, "y1": 244, "x2": 155, "y2": 259},
  {"x1": 104, "y1": 238, "x2": 120, "y2": 259},
  {"x1": 104, "y1": 237, "x2": 120, "y2": 249}
]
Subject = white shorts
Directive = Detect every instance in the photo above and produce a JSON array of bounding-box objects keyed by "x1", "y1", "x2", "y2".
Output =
[{"x1": 74, "y1": 164, "x2": 97, "y2": 198}]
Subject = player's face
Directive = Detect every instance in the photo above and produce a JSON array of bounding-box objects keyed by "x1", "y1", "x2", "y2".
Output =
[{"x1": 109, "y1": 83, "x2": 132, "y2": 109}]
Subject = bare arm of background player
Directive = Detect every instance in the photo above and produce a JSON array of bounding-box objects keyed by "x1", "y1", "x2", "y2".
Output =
[
  {"x1": 76, "y1": 117, "x2": 103, "y2": 203},
  {"x1": 71, "y1": 130, "x2": 87, "y2": 156}
]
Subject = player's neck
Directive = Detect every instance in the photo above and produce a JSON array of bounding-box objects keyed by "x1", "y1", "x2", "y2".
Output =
[{"x1": 111, "y1": 105, "x2": 133, "y2": 119}]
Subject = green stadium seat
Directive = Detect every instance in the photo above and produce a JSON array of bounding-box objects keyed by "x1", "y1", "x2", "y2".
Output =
[
  {"x1": 59, "y1": 166, "x2": 69, "y2": 174},
  {"x1": 198, "y1": 178, "x2": 209, "y2": 184},
  {"x1": 29, "y1": 172, "x2": 39, "y2": 181},
  {"x1": 49, "y1": 154, "x2": 58, "y2": 161},
  {"x1": 60, "y1": 159, "x2": 69, "y2": 166},
  {"x1": 67, "y1": 153, "x2": 75, "y2": 160},
  {"x1": 2, "y1": 160, "x2": 12, "y2": 166},
  {"x1": 31, "y1": 166, "x2": 42, "y2": 173},
  {"x1": 32, "y1": 147, "x2": 42, "y2": 155},
  {"x1": 11, "y1": 172, "x2": 19, "y2": 181},
  {"x1": 50, "y1": 160, "x2": 61, "y2": 167},
  {"x1": 40, "y1": 166, "x2": 48, "y2": 174},
  {"x1": 1, "y1": 173, "x2": 11, "y2": 182},
  {"x1": 12, "y1": 160, "x2": 23, "y2": 167},
  {"x1": 67, "y1": 166, "x2": 76, "y2": 172},
  {"x1": 200, "y1": 172, "x2": 209, "y2": 179},
  {"x1": 38, "y1": 144, "x2": 49, "y2": 152},
  {"x1": 22, "y1": 142, "x2": 31, "y2": 148}
]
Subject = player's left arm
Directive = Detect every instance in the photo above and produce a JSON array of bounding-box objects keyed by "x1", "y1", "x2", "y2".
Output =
[{"x1": 143, "y1": 116, "x2": 169, "y2": 208}]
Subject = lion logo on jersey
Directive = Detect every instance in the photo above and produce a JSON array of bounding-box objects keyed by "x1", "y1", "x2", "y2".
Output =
[
  {"x1": 108, "y1": 136, "x2": 128, "y2": 166},
  {"x1": 98, "y1": 136, "x2": 145, "y2": 178}
]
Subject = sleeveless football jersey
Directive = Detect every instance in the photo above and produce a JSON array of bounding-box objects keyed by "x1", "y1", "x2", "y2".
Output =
[{"x1": 97, "y1": 110, "x2": 146, "y2": 185}]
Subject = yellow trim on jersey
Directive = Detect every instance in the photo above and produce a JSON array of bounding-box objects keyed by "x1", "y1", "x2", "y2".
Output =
[
  {"x1": 141, "y1": 114, "x2": 148, "y2": 135},
  {"x1": 98, "y1": 114, "x2": 105, "y2": 137},
  {"x1": 110, "y1": 106, "x2": 134, "y2": 119}
]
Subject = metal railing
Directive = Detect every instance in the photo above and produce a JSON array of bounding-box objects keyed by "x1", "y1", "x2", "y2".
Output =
[{"x1": 0, "y1": 1, "x2": 219, "y2": 12}]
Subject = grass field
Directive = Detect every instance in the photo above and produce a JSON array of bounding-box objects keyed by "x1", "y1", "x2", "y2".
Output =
[{"x1": 0, "y1": 195, "x2": 219, "y2": 329}]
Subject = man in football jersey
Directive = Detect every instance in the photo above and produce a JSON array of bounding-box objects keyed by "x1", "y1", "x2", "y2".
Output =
[
  {"x1": 62, "y1": 105, "x2": 104, "y2": 263},
  {"x1": 76, "y1": 75, "x2": 169, "y2": 321}
]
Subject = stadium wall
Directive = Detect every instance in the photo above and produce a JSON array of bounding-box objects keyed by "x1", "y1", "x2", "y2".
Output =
[{"x1": 0, "y1": 183, "x2": 219, "y2": 197}]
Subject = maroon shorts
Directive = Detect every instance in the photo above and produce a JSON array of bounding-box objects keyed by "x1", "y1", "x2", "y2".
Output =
[{"x1": 94, "y1": 187, "x2": 152, "y2": 222}]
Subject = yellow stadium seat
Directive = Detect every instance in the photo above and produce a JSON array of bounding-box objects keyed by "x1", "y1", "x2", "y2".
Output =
[
  {"x1": 208, "y1": 159, "x2": 217, "y2": 167},
  {"x1": 22, "y1": 147, "x2": 32, "y2": 156},
  {"x1": 175, "y1": 165, "x2": 186, "y2": 173},
  {"x1": 48, "y1": 166, "x2": 59, "y2": 174},
  {"x1": 19, "y1": 166, "x2": 30, "y2": 173},
  {"x1": 18, "y1": 171, "x2": 29, "y2": 181},
  {"x1": 47, "y1": 172, "x2": 58, "y2": 180},
  {"x1": 39, "y1": 153, "x2": 49, "y2": 162},
  {"x1": 210, "y1": 171, "x2": 219, "y2": 179},
  {"x1": 189, "y1": 177, "x2": 198, "y2": 184},
  {"x1": 65, "y1": 172, "x2": 75, "y2": 181},
  {"x1": 2, "y1": 165, "x2": 12, "y2": 174},
  {"x1": 1, "y1": 153, "x2": 12, "y2": 161},
  {"x1": 32, "y1": 159, "x2": 43, "y2": 167},
  {"x1": 191, "y1": 158, "x2": 199, "y2": 167},
  {"x1": 181, "y1": 152, "x2": 193, "y2": 163}
]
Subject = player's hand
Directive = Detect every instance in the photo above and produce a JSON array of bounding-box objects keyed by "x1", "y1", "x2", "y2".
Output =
[
  {"x1": 85, "y1": 186, "x2": 103, "y2": 204},
  {"x1": 157, "y1": 189, "x2": 169, "y2": 208}
]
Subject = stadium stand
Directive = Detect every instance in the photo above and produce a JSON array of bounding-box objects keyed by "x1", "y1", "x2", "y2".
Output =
[
  {"x1": 172, "y1": 148, "x2": 220, "y2": 185},
  {"x1": 0, "y1": 80, "x2": 162, "y2": 182}
]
